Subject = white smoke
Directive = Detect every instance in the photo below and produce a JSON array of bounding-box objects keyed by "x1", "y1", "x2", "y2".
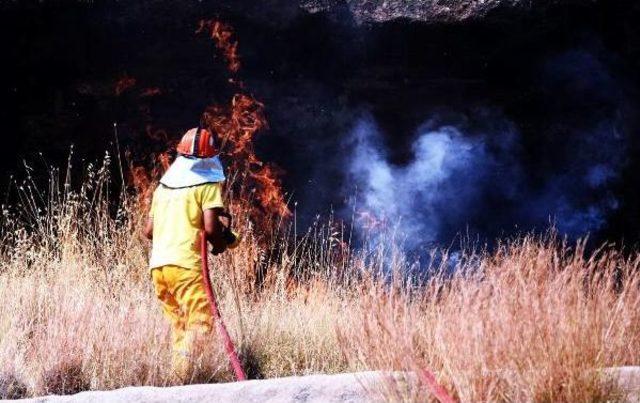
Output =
[
  {"x1": 337, "y1": 49, "x2": 629, "y2": 251},
  {"x1": 344, "y1": 110, "x2": 624, "y2": 251},
  {"x1": 346, "y1": 114, "x2": 509, "y2": 250}
]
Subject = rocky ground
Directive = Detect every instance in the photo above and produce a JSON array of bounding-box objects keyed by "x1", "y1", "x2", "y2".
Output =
[
  {"x1": 14, "y1": 372, "x2": 390, "y2": 403},
  {"x1": 9, "y1": 367, "x2": 640, "y2": 402},
  {"x1": 300, "y1": 0, "x2": 578, "y2": 23}
]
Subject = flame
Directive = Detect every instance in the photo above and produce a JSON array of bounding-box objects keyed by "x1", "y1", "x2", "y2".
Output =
[
  {"x1": 129, "y1": 165, "x2": 153, "y2": 209},
  {"x1": 129, "y1": 151, "x2": 171, "y2": 209},
  {"x1": 114, "y1": 74, "x2": 136, "y2": 96},
  {"x1": 196, "y1": 19, "x2": 241, "y2": 74},
  {"x1": 204, "y1": 94, "x2": 267, "y2": 158},
  {"x1": 202, "y1": 94, "x2": 291, "y2": 219},
  {"x1": 197, "y1": 21, "x2": 291, "y2": 220},
  {"x1": 251, "y1": 164, "x2": 290, "y2": 218},
  {"x1": 157, "y1": 152, "x2": 171, "y2": 171},
  {"x1": 125, "y1": 19, "x2": 290, "y2": 227}
]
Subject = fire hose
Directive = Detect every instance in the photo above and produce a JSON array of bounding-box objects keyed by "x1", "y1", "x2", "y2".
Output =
[
  {"x1": 200, "y1": 231, "x2": 247, "y2": 381},
  {"x1": 200, "y1": 231, "x2": 454, "y2": 399},
  {"x1": 419, "y1": 368, "x2": 456, "y2": 403}
]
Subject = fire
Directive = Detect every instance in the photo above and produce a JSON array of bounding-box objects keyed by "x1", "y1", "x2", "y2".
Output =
[
  {"x1": 251, "y1": 164, "x2": 290, "y2": 218},
  {"x1": 196, "y1": 19, "x2": 241, "y2": 74},
  {"x1": 204, "y1": 94, "x2": 267, "y2": 158},
  {"x1": 157, "y1": 152, "x2": 171, "y2": 172},
  {"x1": 202, "y1": 93, "x2": 291, "y2": 220},
  {"x1": 198, "y1": 21, "x2": 291, "y2": 220},
  {"x1": 123, "y1": 19, "x2": 291, "y2": 226},
  {"x1": 129, "y1": 165, "x2": 153, "y2": 210}
]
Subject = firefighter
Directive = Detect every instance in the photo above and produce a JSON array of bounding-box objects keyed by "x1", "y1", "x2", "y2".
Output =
[{"x1": 143, "y1": 127, "x2": 232, "y2": 380}]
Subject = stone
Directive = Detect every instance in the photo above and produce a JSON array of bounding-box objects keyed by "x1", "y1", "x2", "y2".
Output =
[
  {"x1": 17, "y1": 372, "x2": 390, "y2": 403},
  {"x1": 300, "y1": 0, "x2": 577, "y2": 23}
]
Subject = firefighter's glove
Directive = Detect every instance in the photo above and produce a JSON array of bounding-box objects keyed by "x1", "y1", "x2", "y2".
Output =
[
  {"x1": 210, "y1": 237, "x2": 227, "y2": 256},
  {"x1": 209, "y1": 211, "x2": 239, "y2": 255}
]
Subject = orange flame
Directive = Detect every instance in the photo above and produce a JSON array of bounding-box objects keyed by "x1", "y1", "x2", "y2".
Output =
[
  {"x1": 157, "y1": 152, "x2": 171, "y2": 172},
  {"x1": 127, "y1": 19, "x2": 290, "y2": 227},
  {"x1": 202, "y1": 93, "x2": 291, "y2": 219},
  {"x1": 251, "y1": 164, "x2": 290, "y2": 218},
  {"x1": 196, "y1": 20, "x2": 291, "y2": 220},
  {"x1": 196, "y1": 19, "x2": 241, "y2": 74},
  {"x1": 129, "y1": 149, "x2": 172, "y2": 209}
]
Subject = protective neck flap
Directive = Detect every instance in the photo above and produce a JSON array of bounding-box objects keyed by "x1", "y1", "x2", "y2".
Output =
[{"x1": 159, "y1": 155, "x2": 226, "y2": 189}]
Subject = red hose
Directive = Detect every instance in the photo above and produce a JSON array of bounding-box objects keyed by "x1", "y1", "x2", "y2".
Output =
[
  {"x1": 200, "y1": 232, "x2": 453, "y2": 397},
  {"x1": 418, "y1": 368, "x2": 456, "y2": 403},
  {"x1": 200, "y1": 231, "x2": 247, "y2": 381}
]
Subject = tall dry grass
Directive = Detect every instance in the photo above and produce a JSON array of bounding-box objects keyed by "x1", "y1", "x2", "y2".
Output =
[{"x1": 1, "y1": 155, "x2": 639, "y2": 401}]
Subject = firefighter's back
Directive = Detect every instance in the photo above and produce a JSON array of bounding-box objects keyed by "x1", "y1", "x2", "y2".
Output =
[{"x1": 149, "y1": 182, "x2": 224, "y2": 271}]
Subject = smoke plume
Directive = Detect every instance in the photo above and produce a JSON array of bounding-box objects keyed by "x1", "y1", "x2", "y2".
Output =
[{"x1": 343, "y1": 50, "x2": 627, "y2": 250}]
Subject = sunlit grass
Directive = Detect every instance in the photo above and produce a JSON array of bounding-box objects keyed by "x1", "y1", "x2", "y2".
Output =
[{"x1": 0, "y1": 155, "x2": 638, "y2": 401}]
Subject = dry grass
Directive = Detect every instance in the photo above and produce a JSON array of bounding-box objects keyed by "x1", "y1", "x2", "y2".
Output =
[
  {"x1": 1, "y1": 157, "x2": 639, "y2": 401},
  {"x1": 338, "y1": 239, "x2": 640, "y2": 401}
]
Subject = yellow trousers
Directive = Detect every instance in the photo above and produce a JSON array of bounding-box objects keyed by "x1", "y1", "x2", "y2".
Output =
[{"x1": 151, "y1": 265, "x2": 213, "y2": 379}]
